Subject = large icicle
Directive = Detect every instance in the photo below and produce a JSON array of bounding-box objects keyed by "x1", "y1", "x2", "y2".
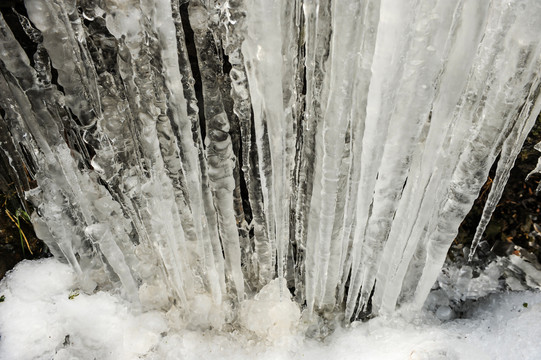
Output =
[
  {"x1": 189, "y1": 3, "x2": 244, "y2": 300},
  {"x1": 217, "y1": 0, "x2": 274, "y2": 288},
  {"x1": 296, "y1": 0, "x2": 333, "y2": 305},
  {"x1": 242, "y1": 0, "x2": 291, "y2": 285},
  {"x1": 304, "y1": 0, "x2": 365, "y2": 313}
]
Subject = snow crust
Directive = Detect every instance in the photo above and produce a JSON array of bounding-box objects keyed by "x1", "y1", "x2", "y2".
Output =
[{"x1": 2, "y1": 258, "x2": 541, "y2": 360}]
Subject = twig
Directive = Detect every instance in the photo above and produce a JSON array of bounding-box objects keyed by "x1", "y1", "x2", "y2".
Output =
[{"x1": 5, "y1": 209, "x2": 33, "y2": 255}]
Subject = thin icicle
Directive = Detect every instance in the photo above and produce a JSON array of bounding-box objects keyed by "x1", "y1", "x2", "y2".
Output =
[{"x1": 469, "y1": 75, "x2": 541, "y2": 260}]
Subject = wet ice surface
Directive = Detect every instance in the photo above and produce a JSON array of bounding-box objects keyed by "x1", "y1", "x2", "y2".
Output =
[{"x1": 1, "y1": 258, "x2": 541, "y2": 360}]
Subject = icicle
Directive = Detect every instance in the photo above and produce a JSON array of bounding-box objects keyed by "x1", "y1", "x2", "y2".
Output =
[
  {"x1": 171, "y1": 0, "x2": 226, "y2": 303},
  {"x1": 299, "y1": 0, "x2": 333, "y2": 308},
  {"x1": 344, "y1": 0, "x2": 415, "y2": 319},
  {"x1": 189, "y1": 2, "x2": 244, "y2": 300},
  {"x1": 469, "y1": 78, "x2": 541, "y2": 260},
  {"x1": 373, "y1": 0, "x2": 492, "y2": 314},
  {"x1": 218, "y1": 0, "x2": 274, "y2": 288},
  {"x1": 304, "y1": 0, "x2": 367, "y2": 313},
  {"x1": 242, "y1": 0, "x2": 291, "y2": 286},
  {"x1": 526, "y1": 142, "x2": 541, "y2": 194}
]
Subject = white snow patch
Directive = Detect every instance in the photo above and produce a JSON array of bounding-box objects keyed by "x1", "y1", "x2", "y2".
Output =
[
  {"x1": 0, "y1": 259, "x2": 166, "y2": 360},
  {"x1": 1, "y1": 259, "x2": 541, "y2": 360}
]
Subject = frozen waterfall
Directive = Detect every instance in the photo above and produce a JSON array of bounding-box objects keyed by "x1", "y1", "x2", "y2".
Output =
[{"x1": 0, "y1": 0, "x2": 540, "y2": 323}]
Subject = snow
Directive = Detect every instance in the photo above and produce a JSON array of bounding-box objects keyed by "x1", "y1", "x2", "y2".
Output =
[
  {"x1": 1, "y1": 258, "x2": 541, "y2": 360},
  {"x1": 238, "y1": 279, "x2": 301, "y2": 339}
]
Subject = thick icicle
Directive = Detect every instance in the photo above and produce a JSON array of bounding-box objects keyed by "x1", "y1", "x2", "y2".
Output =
[
  {"x1": 217, "y1": 0, "x2": 274, "y2": 288},
  {"x1": 304, "y1": 0, "x2": 364, "y2": 313},
  {"x1": 190, "y1": 3, "x2": 244, "y2": 300},
  {"x1": 242, "y1": 0, "x2": 290, "y2": 285},
  {"x1": 297, "y1": 0, "x2": 333, "y2": 305}
]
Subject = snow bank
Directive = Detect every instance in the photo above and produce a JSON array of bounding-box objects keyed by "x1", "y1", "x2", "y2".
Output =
[
  {"x1": 1, "y1": 259, "x2": 540, "y2": 360},
  {"x1": 0, "y1": 259, "x2": 167, "y2": 360}
]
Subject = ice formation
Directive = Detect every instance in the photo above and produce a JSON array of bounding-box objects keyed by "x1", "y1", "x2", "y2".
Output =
[{"x1": 0, "y1": 0, "x2": 540, "y2": 324}]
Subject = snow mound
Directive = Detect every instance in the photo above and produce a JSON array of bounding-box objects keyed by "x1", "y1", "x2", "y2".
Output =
[
  {"x1": 239, "y1": 278, "x2": 301, "y2": 340},
  {"x1": 0, "y1": 259, "x2": 167, "y2": 360}
]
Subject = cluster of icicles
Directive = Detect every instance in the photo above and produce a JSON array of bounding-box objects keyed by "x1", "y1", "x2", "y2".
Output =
[{"x1": 0, "y1": 0, "x2": 540, "y2": 323}]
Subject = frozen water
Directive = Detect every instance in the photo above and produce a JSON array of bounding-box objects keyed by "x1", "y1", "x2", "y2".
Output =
[{"x1": 0, "y1": 0, "x2": 540, "y2": 328}]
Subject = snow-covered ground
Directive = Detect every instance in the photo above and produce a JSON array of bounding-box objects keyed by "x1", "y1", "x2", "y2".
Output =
[{"x1": 1, "y1": 258, "x2": 540, "y2": 360}]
